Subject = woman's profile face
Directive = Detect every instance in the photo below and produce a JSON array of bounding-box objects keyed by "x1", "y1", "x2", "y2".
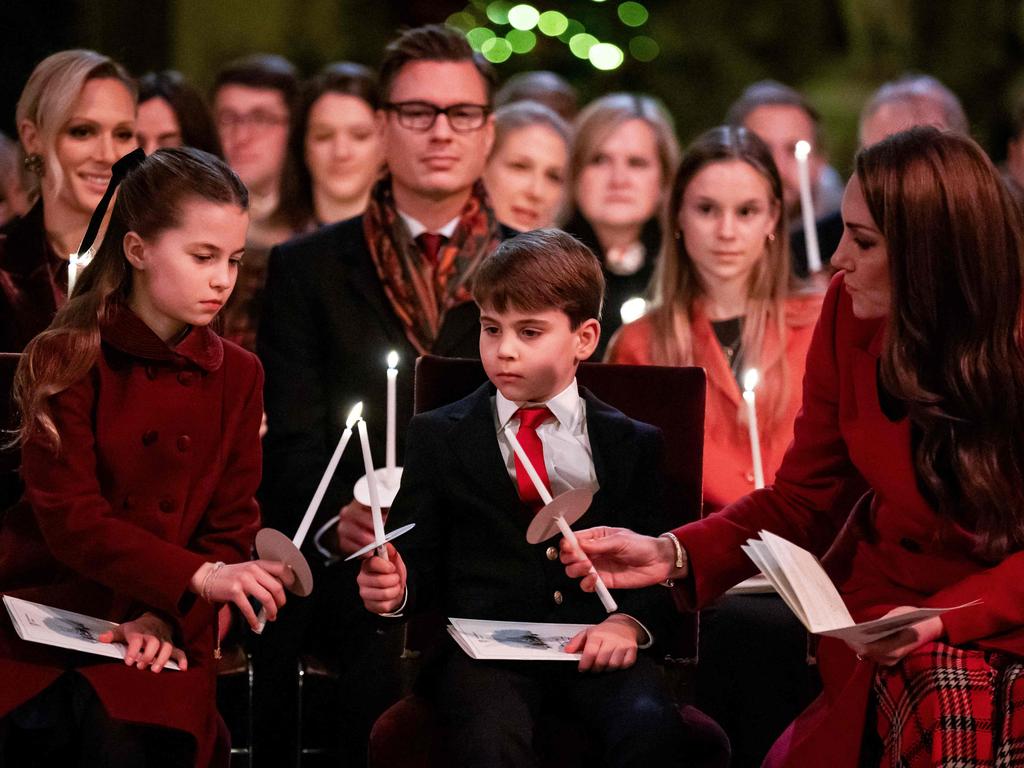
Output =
[
  {"x1": 304, "y1": 92, "x2": 383, "y2": 214},
  {"x1": 483, "y1": 123, "x2": 568, "y2": 231},
  {"x1": 575, "y1": 118, "x2": 662, "y2": 233},
  {"x1": 678, "y1": 159, "x2": 779, "y2": 290},
  {"x1": 832, "y1": 176, "x2": 890, "y2": 319}
]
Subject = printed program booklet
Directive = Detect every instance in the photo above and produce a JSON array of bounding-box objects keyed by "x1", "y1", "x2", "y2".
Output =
[
  {"x1": 3, "y1": 595, "x2": 180, "y2": 670},
  {"x1": 742, "y1": 531, "x2": 979, "y2": 645},
  {"x1": 447, "y1": 618, "x2": 592, "y2": 661}
]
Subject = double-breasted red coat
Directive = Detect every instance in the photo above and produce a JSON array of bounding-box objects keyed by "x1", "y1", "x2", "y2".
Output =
[
  {"x1": 607, "y1": 293, "x2": 823, "y2": 512},
  {"x1": 671, "y1": 274, "x2": 1024, "y2": 767},
  {"x1": 0, "y1": 302, "x2": 263, "y2": 766}
]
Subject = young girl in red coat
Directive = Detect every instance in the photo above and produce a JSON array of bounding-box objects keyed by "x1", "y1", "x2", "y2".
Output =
[{"x1": 0, "y1": 147, "x2": 293, "y2": 766}]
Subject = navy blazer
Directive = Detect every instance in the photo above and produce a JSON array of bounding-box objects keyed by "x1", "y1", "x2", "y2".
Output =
[{"x1": 388, "y1": 381, "x2": 674, "y2": 643}]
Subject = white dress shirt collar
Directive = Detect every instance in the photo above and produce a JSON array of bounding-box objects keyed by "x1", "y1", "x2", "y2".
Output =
[
  {"x1": 495, "y1": 378, "x2": 582, "y2": 432},
  {"x1": 398, "y1": 210, "x2": 461, "y2": 240}
]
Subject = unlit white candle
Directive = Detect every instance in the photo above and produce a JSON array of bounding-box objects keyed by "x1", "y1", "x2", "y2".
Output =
[
  {"x1": 742, "y1": 369, "x2": 766, "y2": 489},
  {"x1": 794, "y1": 140, "x2": 822, "y2": 274},
  {"x1": 68, "y1": 253, "x2": 79, "y2": 295},
  {"x1": 386, "y1": 351, "x2": 398, "y2": 478},
  {"x1": 357, "y1": 418, "x2": 388, "y2": 562}
]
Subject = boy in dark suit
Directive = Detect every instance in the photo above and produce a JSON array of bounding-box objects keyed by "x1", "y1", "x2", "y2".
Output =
[{"x1": 357, "y1": 229, "x2": 690, "y2": 766}]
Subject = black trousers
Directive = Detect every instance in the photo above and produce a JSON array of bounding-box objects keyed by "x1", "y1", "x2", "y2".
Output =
[
  {"x1": 423, "y1": 645, "x2": 692, "y2": 768},
  {"x1": 0, "y1": 672, "x2": 195, "y2": 767}
]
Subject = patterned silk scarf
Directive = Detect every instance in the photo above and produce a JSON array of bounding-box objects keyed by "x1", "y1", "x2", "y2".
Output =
[{"x1": 363, "y1": 176, "x2": 502, "y2": 354}]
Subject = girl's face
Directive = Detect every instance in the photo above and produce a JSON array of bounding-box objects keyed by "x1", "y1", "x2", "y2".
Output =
[
  {"x1": 678, "y1": 159, "x2": 779, "y2": 290},
  {"x1": 39, "y1": 78, "x2": 137, "y2": 220},
  {"x1": 575, "y1": 118, "x2": 663, "y2": 232},
  {"x1": 125, "y1": 198, "x2": 248, "y2": 341},
  {"x1": 483, "y1": 123, "x2": 568, "y2": 231},
  {"x1": 304, "y1": 92, "x2": 383, "y2": 213}
]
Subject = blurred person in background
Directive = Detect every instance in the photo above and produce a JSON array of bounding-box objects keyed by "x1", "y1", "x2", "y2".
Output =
[
  {"x1": 1, "y1": 49, "x2": 136, "y2": 352},
  {"x1": 483, "y1": 101, "x2": 569, "y2": 232},
  {"x1": 565, "y1": 92, "x2": 680, "y2": 359},
  {"x1": 135, "y1": 70, "x2": 222, "y2": 157},
  {"x1": 0, "y1": 132, "x2": 33, "y2": 227},
  {"x1": 859, "y1": 73, "x2": 969, "y2": 148},
  {"x1": 493, "y1": 69, "x2": 579, "y2": 121}
]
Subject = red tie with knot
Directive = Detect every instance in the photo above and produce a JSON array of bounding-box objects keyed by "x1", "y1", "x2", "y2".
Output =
[
  {"x1": 513, "y1": 406, "x2": 553, "y2": 510},
  {"x1": 416, "y1": 232, "x2": 445, "y2": 265}
]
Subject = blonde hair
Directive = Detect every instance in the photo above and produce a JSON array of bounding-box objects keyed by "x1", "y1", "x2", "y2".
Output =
[
  {"x1": 570, "y1": 92, "x2": 680, "y2": 214},
  {"x1": 647, "y1": 125, "x2": 793, "y2": 428},
  {"x1": 15, "y1": 49, "x2": 136, "y2": 195}
]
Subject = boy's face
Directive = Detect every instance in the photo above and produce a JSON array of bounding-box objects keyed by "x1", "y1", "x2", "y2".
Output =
[{"x1": 479, "y1": 304, "x2": 600, "y2": 403}]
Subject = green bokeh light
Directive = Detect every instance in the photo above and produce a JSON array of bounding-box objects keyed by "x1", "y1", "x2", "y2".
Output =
[
  {"x1": 537, "y1": 10, "x2": 569, "y2": 36},
  {"x1": 507, "y1": 4, "x2": 540, "y2": 30},
  {"x1": 618, "y1": 1, "x2": 649, "y2": 27},
  {"x1": 506, "y1": 29, "x2": 537, "y2": 53},
  {"x1": 569, "y1": 33, "x2": 599, "y2": 59},
  {"x1": 558, "y1": 19, "x2": 585, "y2": 44},
  {"x1": 589, "y1": 42, "x2": 625, "y2": 70},
  {"x1": 446, "y1": 11, "x2": 477, "y2": 31},
  {"x1": 486, "y1": 1, "x2": 512, "y2": 25},
  {"x1": 628, "y1": 35, "x2": 660, "y2": 61},
  {"x1": 466, "y1": 26, "x2": 497, "y2": 50},
  {"x1": 481, "y1": 36, "x2": 513, "y2": 63}
]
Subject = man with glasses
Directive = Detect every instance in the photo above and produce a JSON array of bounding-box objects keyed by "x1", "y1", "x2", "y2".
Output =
[{"x1": 254, "y1": 25, "x2": 510, "y2": 766}]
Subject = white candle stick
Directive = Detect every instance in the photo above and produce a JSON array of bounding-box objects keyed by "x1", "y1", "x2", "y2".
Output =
[
  {"x1": 794, "y1": 140, "x2": 822, "y2": 274},
  {"x1": 67, "y1": 252, "x2": 79, "y2": 295},
  {"x1": 357, "y1": 418, "x2": 388, "y2": 562},
  {"x1": 503, "y1": 425, "x2": 617, "y2": 613},
  {"x1": 742, "y1": 369, "x2": 765, "y2": 489},
  {"x1": 292, "y1": 403, "x2": 362, "y2": 549},
  {"x1": 386, "y1": 350, "x2": 398, "y2": 480}
]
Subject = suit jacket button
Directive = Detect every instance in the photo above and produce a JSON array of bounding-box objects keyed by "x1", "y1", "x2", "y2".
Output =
[
  {"x1": 177, "y1": 371, "x2": 195, "y2": 386},
  {"x1": 142, "y1": 430, "x2": 159, "y2": 446},
  {"x1": 552, "y1": 590, "x2": 563, "y2": 605},
  {"x1": 159, "y1": 499, "x2": 175, "y2": 514},
  {"x1": 899, "y1": 537, "x2": 922, "y2": 554},
  {"x1": 546, "y1": 546, "x2": 558, "y2": 561},
  {"x1": 176, "y1": 435, "x2": 192, "y2": 452}
]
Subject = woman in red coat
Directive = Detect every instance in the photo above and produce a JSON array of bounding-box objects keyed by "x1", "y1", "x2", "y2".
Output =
[
  {"x1": 0, "y1": 147, "x2": 292, "y2": 766},
  {"x1": 566, "y1": 126, "x2": 1024, "y2": 767}
]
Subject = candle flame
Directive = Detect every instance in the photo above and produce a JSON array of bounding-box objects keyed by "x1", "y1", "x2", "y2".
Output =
[
  {"x1": 794, "y1": 140, "x2": 811, "y2": 161},
  {"x1": 346, "y1": 402, "x2": 363, "y2": 427},
  {"x1": 387, "y1": 350, "x2": 399, "y2": 369},
  {"x1": 619, "y1": 296, "x2": 647, "y2": 324},
  {"x1": 743, "y1": 368, "x2": 760, "y2": 393}
]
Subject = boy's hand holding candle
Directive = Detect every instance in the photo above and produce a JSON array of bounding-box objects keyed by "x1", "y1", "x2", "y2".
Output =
[{"x1": 357, "y1": 542, "x2": 407, "y2": 614}]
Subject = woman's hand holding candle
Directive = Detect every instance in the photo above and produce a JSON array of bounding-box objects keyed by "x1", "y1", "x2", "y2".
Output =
[
  {"x1": 189, "y1": 560, "x2": 294, "y2": 630},
  {"x1": 561, "y1": 527, "x2": 685, "y2": 589}
]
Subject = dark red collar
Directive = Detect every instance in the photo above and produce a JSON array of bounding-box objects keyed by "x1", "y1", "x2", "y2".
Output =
[{"x1": 101, "y1": 300, "x2": 224, "y2": 372}]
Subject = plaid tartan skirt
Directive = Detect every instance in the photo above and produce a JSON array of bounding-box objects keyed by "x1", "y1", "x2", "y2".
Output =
[{"x1": 874, "y1": 642, "x2": 1024, "y2": 767}]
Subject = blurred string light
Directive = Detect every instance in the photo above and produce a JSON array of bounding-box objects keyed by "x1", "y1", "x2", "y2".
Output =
[{"x1": 446, "y1": 0, "x2": 658, "y2": 69}]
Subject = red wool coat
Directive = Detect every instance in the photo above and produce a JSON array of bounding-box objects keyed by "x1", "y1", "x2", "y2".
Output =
[
  {"x1": 0, "y1": 303, "x2": 263, "y2": 767},
  {"x1": 672, "y1": 274, "x2": 1024, "y2": 767}
]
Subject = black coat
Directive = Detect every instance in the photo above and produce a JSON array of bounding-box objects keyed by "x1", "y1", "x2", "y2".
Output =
[
  {"x1": 389, "y1": 382, "x2": 674, "y2": 641},
  {"x1": 257, "y1": 215, "x2": 511, "y2": 539}
]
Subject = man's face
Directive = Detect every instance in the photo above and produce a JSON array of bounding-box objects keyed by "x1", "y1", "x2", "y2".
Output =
[
  {"x1": 214, "y1": 85, "x2": 290, "y2": 196},
  {"x1": 743, "y1": 104, "x2": 822, "y2": 217},
  {"x1": 382, "y1": 60, "x2": 494, "y2": 204}
]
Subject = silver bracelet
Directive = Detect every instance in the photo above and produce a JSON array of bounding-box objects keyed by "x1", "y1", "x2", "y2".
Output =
[
  {"x1": 201, "y1": 561, "x2": 226, "y2": 603},
  {"x1": 659, "y1": 532, "x2": 684, "y2": 587}
]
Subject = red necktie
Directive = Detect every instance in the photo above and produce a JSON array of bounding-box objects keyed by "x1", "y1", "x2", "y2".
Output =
[
  {"x1": 513, "y1": 406, "x2": 553, "y2": 509},
  {"x1": 416, "y1": 232, "x2": 444, "y2": 264}
]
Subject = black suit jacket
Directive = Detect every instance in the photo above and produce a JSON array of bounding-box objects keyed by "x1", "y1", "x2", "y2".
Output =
[
  {"x1": 388, "y1": 382, "x2": 674, "y2": 643},
  {"x1": 257, "y1": 215, "x2": 512, "y2": 539}
]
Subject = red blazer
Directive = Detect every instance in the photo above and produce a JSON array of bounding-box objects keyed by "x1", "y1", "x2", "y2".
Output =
[
  {"x1": 607, "y1": 293, "x2": 823, "y2": 511},
  {"x1": 0, "y1": 303, "x2": 263, "y2": 767},
  {"x1": 672, "y1": 274, "x2": 1024, "y2": 767}
]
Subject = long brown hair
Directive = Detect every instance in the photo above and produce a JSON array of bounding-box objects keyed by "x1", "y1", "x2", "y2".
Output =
[
  {"x1": 645, "y1": 125, "x2": 793, "y2": 427},
  {"x1": 858, "y1": 126, "x2": 1024, "y2": 558},
  {"x1": 14, "y1": 147, "x2": 248, "y2": 452}
]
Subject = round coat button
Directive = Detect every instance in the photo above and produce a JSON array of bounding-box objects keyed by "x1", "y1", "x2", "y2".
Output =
[
  {"x1": 142, "y1": 430, "x2": 158, "y2": 446},
  {"x1": 899, "y1": 537, "x2": 922, "y2": 554},
  {"x1": 159, "y1": 499, "x2": 175, "y2": 514},
  {"x1": 745, "y1": 472, "x2": 755, "y2": 483},
  {"x1": 177, "y1": 371, "x2": 195, "y2": 386},
  {"x1": 546, "y1": 546, "x2": 558, "y2": 561},
  {"x1": 552, "y1": 590, "x2": 563, "y2": 605},
  {"x1": 176, "y1": 435, "x2": 192, "y2": 452}
]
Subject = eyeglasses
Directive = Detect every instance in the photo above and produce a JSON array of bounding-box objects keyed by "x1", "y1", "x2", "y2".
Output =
[
  {"x1": 383, "y1": 101, "x2": 490, "y2": 133},
  {"x1": 215, "y1": 110, "x2": 289, "y2": 132}
]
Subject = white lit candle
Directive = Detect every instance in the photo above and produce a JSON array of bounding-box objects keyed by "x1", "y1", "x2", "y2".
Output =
[
  {"x1": 292, "y1": 403, "x2": 362, "y2": 549},
  {"x1": 742, "y1": 369, "x2": 765, "y2": 489},
  {"x1": 357, "y1": 418, "x2": 388, "y2": 562},
  {"x1": 386, "y1": 350, "x2": 398, "y2": 480},
  {"x1": 619, "y1": 296, "x2": 647, "y2": 325},
  {"x1": 794, "y1": 140, "x2": 822, "y2": 274}
]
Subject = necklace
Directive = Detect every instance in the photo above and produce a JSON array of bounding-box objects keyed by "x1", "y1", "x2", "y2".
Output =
[{"x1": 710, "y1": 316, "x2": 744, "y2": 383}]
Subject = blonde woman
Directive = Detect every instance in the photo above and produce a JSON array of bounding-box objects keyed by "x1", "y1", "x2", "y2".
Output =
[
  {"x1": 0, "y1": 49, "x2": 137, "y2": 351},
  {"x1": 566, "y1": 92, "x2": 680, "y2": 357}
]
